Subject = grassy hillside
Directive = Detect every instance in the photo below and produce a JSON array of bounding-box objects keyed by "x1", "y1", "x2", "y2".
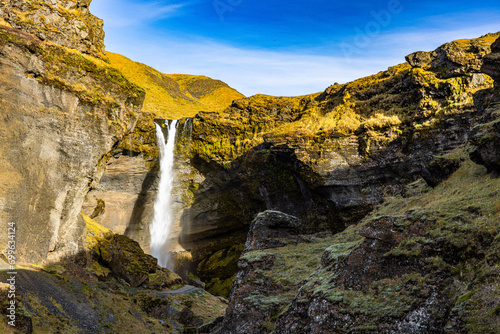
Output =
[{"x1": 106, "y1": 52, "x2": 244, "y2": 119}]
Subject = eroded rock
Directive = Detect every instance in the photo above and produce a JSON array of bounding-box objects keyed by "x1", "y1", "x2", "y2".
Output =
[
  {"x1": 0, "y1": 0, "x2": 105, "y2": 57},
  {"x1": 0, "y1": 24, "x2": 144, "y2": 264}
]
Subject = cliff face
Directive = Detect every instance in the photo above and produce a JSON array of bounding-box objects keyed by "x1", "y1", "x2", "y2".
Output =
[
  {"x1": 172, "y1": 33, "x2": 499, "y2": 297},
  {"x1": 216, "y1": 34, "x2": 500, "y2": 333},
  {"x1": 0, "y1": 0, "x2": 105, "y2": 57},
  {"x1": 0, "y1": 1, "x2": 144, "y2": 264}
]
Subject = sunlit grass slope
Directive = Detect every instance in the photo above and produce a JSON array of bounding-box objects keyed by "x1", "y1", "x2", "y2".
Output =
[{"x1": 106, "y1": 52, "x2": 244, "y2": 119}]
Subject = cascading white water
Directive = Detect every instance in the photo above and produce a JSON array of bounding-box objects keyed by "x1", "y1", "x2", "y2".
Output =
[{"x1": 150, "y1": 119, "x2": 178, "y2": 268}]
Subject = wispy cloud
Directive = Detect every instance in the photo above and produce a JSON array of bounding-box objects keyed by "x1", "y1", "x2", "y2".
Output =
[
  {"x1": 90, "y1": 0, "x2": 187, "y2": 27},
  {"x1": 108, "y1": 36, "x2": 401, "y2": 96}
]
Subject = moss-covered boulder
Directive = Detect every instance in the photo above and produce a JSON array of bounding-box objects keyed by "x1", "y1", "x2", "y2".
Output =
[
  {"x1": 84, "y1": 213, "x2": 182, "y2": 289},
  {"x1": 101, "y1": 234, "x2": 157, "y2": 288},
  {"x1": 147, "y1": 267, "x2": 183, "y2": 290}
]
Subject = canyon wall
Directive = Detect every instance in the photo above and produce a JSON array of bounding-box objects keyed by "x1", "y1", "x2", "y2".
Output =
[{"x1": 0, "y1": 0, "x2": 144, "y2": 264}]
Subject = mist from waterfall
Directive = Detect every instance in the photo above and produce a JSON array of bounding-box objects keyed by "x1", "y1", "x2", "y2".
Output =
[{"x1": 150, "y1": 119, "x2": 178, "y2": 269}]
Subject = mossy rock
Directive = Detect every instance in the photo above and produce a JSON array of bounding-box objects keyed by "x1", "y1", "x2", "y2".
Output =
[
  {"x1": 205, "y1": 275, "x2": 236, "y2": 299},
  {"x1": 84, "y1": 213, "x2": 159, "y2": 287},
  {"x1": 146, "y1": 267, "x2": 183, "y2": 290},
  {"x1": 197, "y1": 244, "x2": 245, "y2": 279},
  {"x1": 103, "y1": 234, "x2": 158, "y2": 287},
  {"x1": 131, "y1": 290, "x2": 170, "y2": 319},
  {"x1": 83, "y1": 212, "x2": 113, "y2": 258}
]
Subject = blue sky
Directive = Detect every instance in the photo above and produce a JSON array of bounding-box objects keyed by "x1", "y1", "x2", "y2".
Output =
[{"x1": 90, "y1": 0, "x2": 500, "y2": 96}]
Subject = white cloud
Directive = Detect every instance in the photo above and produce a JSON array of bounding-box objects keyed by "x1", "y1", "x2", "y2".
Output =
[{"x1": 90, "y1": 0, "x2": 186, "y2": 27}]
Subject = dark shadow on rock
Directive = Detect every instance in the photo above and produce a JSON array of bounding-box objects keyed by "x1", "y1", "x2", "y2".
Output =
[
  {"x1": 469, "y1": 36, "x2": 500, "y2": 176},
  {"x1": 124, "y1": 166, "x2": 158, "y2": 241}
]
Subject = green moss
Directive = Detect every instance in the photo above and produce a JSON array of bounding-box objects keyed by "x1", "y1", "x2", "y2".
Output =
[
  {"x1": 456, "y1": 291, "x2": 475, "y2": 305},
  {"x1": 205, "y1": 275, "x2": 235, "y2": 298},
  {"x1": 0, "y1": 26, "x2": 143, "y2": 137},
  {"x1": 197, "y1": 244, "x2": 245, "y2": 297},
  {"x1": 91, "y1": 260, "x2": 111, "y2": 278},
  {"x1": 198, "y1": 244, "x2": 245, "y2": 277}
]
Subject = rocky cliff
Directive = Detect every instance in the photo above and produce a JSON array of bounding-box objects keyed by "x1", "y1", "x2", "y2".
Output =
[
  {"x1": 0, "y1": 1, "x2": 230, "y2": 332},
  {"x1": 0, "y1": 0, "x2": 105, "y2": 57},
  {"x1": 169, "y1": 33, "x2": 499, "y2": 298},
  {"x1": 215, "y1": 33, "x2": 500, "y2": 333},
  {"x1": 0, "y1": 11, "x2": 145, "y2": 264}
]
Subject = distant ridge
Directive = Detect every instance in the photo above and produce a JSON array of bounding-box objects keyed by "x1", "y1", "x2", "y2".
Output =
[{"x1": 106, "y1": 52, "x2": 245, "y2": 119}]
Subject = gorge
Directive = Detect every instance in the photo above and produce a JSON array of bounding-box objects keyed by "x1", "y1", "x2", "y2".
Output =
[{"x1": 1, "y1": 0, "x2": 500, "y2": 333}]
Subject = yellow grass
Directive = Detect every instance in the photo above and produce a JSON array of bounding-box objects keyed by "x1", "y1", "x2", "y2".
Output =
[{"x1": 106, "y1": 52, "x2": 244, "y2": 119}]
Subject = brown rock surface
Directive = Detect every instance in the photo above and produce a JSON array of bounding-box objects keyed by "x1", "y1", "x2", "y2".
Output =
[
  {"x1": 0, "y1": 0, "x2": 105, "y2": 57},
  {"x1": 0, "y1": 22, "x2": 143, "y2": 263}
]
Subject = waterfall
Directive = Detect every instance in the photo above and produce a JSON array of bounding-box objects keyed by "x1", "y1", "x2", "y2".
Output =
[{"x1": 150, "y1": 119, "x2": 179, "y2": 268}]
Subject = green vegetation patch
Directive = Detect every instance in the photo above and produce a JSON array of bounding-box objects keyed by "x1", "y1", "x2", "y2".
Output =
[{"x1": 294, "y1": 148, "x2": 500, "y2": 332}]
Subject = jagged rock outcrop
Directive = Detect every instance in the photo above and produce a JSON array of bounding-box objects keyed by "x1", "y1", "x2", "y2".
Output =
[
  {"x1": 0, "y1": 1, "x2": 144, "y2": 264},
  {"x1": 0, "y1": 0, "x2": 105, "y2": 57},
  {"x1": 274, "y1": 158, "x2": 500, "y2": 333},
  {"x1": 220, "y1": 211, "x2": 334, "y2": 334},
  {"x1": 216, "y1": 155, "x2": 500, "y2": 333},
  {"x1": 405, "y1": 33, "x2": 498, "y2": 77}
]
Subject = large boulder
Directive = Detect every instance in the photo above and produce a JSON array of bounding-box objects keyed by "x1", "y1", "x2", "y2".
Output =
[
  {"x1": 245, "y1": 210, "x2": 301, "y2": 251},
  {"x1": 84, "y1": 213, "x2": 182, "y2": 288}
]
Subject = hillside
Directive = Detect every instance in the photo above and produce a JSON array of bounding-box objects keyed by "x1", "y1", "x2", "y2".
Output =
[{"x1": 106, "y1": 52, "x2": 245, "y2": 119}]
